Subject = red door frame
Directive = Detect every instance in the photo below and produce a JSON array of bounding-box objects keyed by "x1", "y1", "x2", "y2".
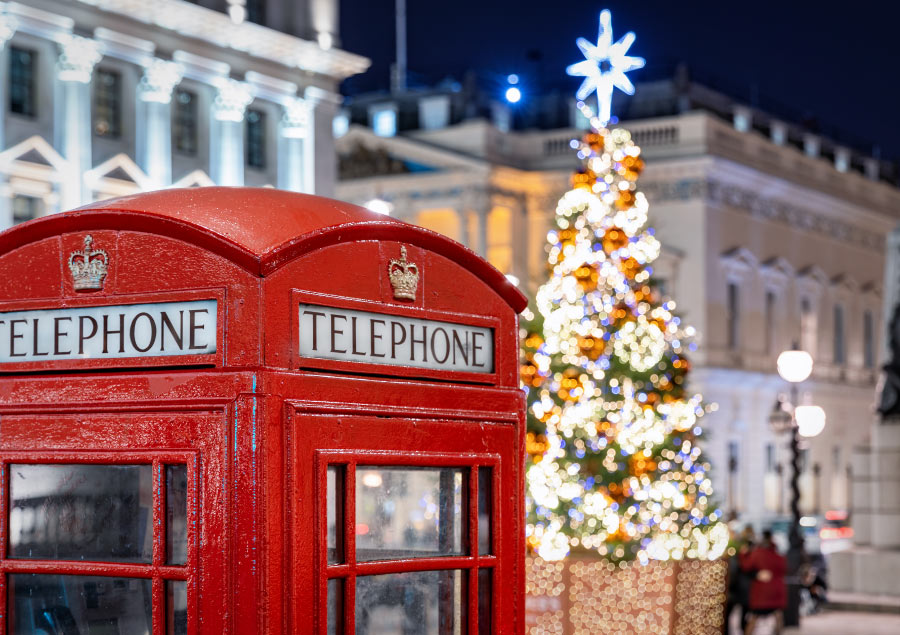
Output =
[{"x1": 290, "y1": 408, "x2": 521, "y2": 634}]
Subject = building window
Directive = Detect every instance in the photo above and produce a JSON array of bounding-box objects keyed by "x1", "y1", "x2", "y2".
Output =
[
  {"x1": 93, "y1": 69, "x2": 122, "y2": 138},
  {"x1": 727, "y1": 282, "x2": 740, "y2": 351},
  {"x1": 371, "y1": 107, "x2": 397, "y2": 137},
  {"x1": 765, "y1": 290, "x2": 776, "y2": 354},
  {"x1": 12, "y1": 195, "x2": 42, "y2": 224},
  {"x1": 800, "y1": 296, "x2": 817, "y2": 356},
  {"x1": 728, "y1": 441, "x2": 740, "y2": 474},
  {"x1": 5, "y1": 458, "x2": 195, "y2": 633},
  {"x1": 655, "y1": 278, "x2": 668, "y2": 298},
  {"x1": 9, "y1": 47, "x2": 36, "y2": 117},
  {"x1": 765, "y1": 443, "x2": 775, "y2": 473},
  {"x1": 246, "y1": 0, "x2": 265, "y2": 24},
  {"x1": 246, "y1": 108, "x2": 266, "y2": 169},
  {"x1": 864, "y1": 309, "x2": 875, "y2": 369},
  {"x1": 173, "y1": 89, "x2": 198, "y2": 155},
  {"x1": 834, "y1": 304, "x2": 845, "y2": 365}
]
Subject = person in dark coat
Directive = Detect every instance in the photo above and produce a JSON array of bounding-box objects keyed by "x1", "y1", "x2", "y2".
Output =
[
  {"x1": 725, "y1": 525, "x2": 755, "y2": 634},
  {"x1": 739, "y1": 530, "x2": 787, "y2": 635}
]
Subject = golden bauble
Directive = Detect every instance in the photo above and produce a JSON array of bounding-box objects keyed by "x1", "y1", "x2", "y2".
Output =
[
  {"x1": 520, "y1": 360, "x2": 542, "y2": 388},
  {"x1": 601, "y1": 227, "x2": 629, "y2": 254},
  {"x1": 558, "y1": 227, "x2": 578, "y2": 248},
  {"x1": 619, "y1": 257, "x2": 641, "y2": 279},
  {"x1": 583, "y1": 131, "x2": 605, "y2": 152},
  {"x1": 614, "y1": 190, "x2": 636, "y2": 211},
  {"x1": 526, "y1": 431, "x2": 550, "y2": 457},
  {"x1": 577, "y1": 335, "x2": 605, "y2": 361},
  {"x1": 574, "y1": 264, "x2": 600, "y2": 292}
]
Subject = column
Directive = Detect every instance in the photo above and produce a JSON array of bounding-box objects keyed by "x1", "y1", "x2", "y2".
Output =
[
  {"x1": 277, "y1": 96, "x2": 310, "y2": 193},
  {"x1": 310, "y1": 0, "x2": 339, "y2": 49},
  {"x1": 454, "y1": 207, "x2": 469, "y2": 248},
  {"x1": 304, "y1": 86, "x2": 341, "y2": 197},
  {"x1": 512, "y1": 194, "x2": 529, "y2": 284},
  {"x1": 54, "y1": 34, "x2": 102, "y2": 207},
  {"x1": 210, "y1": 78, "x2": 253, "y2": 186},
  {"x1": 0, "y1": 10, "x2": 18, "y2": 230},
  {"x1": 0, "y1": 8, "x2": 17, "y2": 152},
  {"x1": 136, "y1": 59, "x2": 183, "y2": 188}
]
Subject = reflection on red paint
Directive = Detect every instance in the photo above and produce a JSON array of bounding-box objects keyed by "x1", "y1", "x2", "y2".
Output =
[{"x1": 356, "y1": 523, "x2": 370, "y2": 536}]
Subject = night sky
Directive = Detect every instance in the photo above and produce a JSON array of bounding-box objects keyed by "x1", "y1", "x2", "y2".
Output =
[{"x1": 340, "y1": 0, "x2": 900, "y2": 160}]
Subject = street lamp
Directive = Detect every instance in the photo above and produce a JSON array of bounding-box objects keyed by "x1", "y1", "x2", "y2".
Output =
[{"x1": 768, "y1": 346, "x2": 825, "y2": 627}]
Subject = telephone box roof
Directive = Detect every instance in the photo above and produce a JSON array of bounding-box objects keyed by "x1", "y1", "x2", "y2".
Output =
[{"x1": 0, "y1": 187, "x2": 527, "y2": 312}]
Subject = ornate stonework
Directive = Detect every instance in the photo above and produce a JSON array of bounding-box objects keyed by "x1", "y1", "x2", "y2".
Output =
[
  {"x1": 281, "y1": 97, "x2": 309, "y2": 138},
  {"x1": 0, "y1": 7, "x2": 17, "y2": 48},
  {"x1": 212, "y1": 78, "x2": 253, "y2": 122},
  {"x1": 56, "y1": 35, "x2": 102, "y2": 84},
  {"x1": 641, "y1": 178, "x2": 885, "y2": 250},
  {"x1": 138, "y1": 59, "x2": 184, "y2": 104}
]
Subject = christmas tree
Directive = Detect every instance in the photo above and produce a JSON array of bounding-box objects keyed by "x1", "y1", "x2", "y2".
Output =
[{"x1": 522, "y1": 10, "x2": 728, "y2": 564}]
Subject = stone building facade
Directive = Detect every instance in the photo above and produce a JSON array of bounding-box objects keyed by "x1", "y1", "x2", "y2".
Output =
[
  {"x1": 0, "y1": 0, "x2": 368, "y2": 226},
  {"x1": 336, "y1": 80, "x2": 900, "y2": 529}
]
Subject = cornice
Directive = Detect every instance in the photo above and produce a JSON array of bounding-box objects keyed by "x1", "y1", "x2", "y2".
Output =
[{"x1": 642, "y1": 177, "x2": 885, "y2": 250}]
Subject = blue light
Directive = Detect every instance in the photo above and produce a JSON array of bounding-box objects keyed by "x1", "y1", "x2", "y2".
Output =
[
  {"x1": 507, "y1": 73, "x2": 520, "y2": 85},
  {"x1": 505, "y1": 86, "x2": 522, "y2": 103}
]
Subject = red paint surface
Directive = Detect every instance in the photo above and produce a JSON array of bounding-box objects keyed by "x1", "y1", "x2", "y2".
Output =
[{"x1": 0, "y1": 188, "x2": 527, "y2": 634}]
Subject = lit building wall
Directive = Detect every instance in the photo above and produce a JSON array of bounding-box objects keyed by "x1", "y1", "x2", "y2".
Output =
[
  {"x1": 0, "y1": 0, "x2": 368, "y2": 228},
  {"x1": 336, "y1": 103, "x2": 900, "y2": 529}
]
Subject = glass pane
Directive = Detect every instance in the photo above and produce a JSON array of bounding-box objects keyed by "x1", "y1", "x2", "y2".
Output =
[
  {"x1": 356, "y1": 467, "x2": 466, "y2": 561},
  {"x1": 327, "y1": 578, "x2": 342, "y2": 635},
  {"x1": 327, "y1": 466, "x2": 343, "y2": 564},
  {"x1": 356, "y1": 570, "x2": 466, "y2": 634},
  {"x1": 9, "y1": 464, "x2": 153, "y2": 563},
  {"x1": 478, "y1": 467, "x2": 492, "y2": 555},
  {"x1": 166, "y1": 580, "x2": 187, "y2": 635},
  {"x1": 9, "y1": 574, "x2": 152, "y2": 635},
  {"x1": 478, "y1": 569, "x2": 492, "y2": 635},
  {"x1": 167, "y1": 465, "x2": 188, "y2": 565}
]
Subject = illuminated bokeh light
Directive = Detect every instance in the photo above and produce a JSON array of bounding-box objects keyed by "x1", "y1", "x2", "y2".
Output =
[
  {"x1": 523, "y1": 121, "x2": 727, "y2": 565},
  {"x1": 526, "y1": 557, "x2": 727, "y2": 635}
]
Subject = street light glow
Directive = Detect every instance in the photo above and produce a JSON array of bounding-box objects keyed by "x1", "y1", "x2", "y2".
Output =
[
  {"x1": 776, "y1": 349, "x2": 813, "y2": 383},
  {"x1": 505, "y1": 86, "x2": 522, "y2": 103},
  {"x1": 795, "y1": 405, "x2": 826, "y2": 438}
]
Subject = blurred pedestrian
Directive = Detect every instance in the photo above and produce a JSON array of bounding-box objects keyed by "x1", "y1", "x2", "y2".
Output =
[
  {"x1": 801, "y1": 552, "x2": 828, "y2": 613},
  {"x1": 740, "y1": 529, "x2": 787, "y2": 635},
  {"x1": 725, "y1": 524, "x2": 755, "y2": 634}
]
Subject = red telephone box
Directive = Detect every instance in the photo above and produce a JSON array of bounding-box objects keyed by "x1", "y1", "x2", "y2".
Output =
[{"x1": 0, "y1": 188, "x2": 527, "y2": 634}]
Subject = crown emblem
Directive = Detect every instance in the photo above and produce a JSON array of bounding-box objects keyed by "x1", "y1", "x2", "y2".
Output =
[
  {"x1": 68, "y1": 235, "x2": 109, "y2": 291},
  {"x1": 388, "y1": 246, "x2": 419, "y2": 301}
]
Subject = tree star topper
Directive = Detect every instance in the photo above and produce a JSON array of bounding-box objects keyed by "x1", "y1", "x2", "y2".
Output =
[{"x1": 566, "y1": 9, "x2": 645, "y2": 126}]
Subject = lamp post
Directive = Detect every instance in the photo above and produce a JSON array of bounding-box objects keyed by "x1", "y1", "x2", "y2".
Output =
[{"x1": 768, "y1": 346, "x2": 825, "y2": 627}]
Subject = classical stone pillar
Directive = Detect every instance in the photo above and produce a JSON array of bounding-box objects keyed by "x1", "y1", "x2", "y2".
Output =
[
  {"x1": 476, "y1": 207, "x2": 489, "y2": 258},
  {"x1": 454, "y1": 208, "x2": 469, "y2": 248},
  {"x1": 54, "y1": 35, "x2": 102, "y2": 207},
  {"x1": 210, "y1": 78, "x2": 253, "y2": 186},
  {"x1": 512, "y1": 195, "x2": 529, "y2": 284},
  {"x1": 304, "y1": 86, "x2": 341, "y2": 197},
  {"x1": 277, "y1": 96, "x2": 310, "y2": 193},
  {"x1": 0, "y1": 9, "x2": 18, "y2": 230},
  {"x1": 136, "y1": 59, "x2": 183, "y2": 188},
  {"x1": 0, "y1": 8, "x2": 17, "y2": 152},
  {"x1": 310, "y1": 0, "x2": 339, "y2": 49}
]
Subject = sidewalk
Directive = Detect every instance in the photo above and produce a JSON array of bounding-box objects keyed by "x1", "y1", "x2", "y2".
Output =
[{"x1": 782, "y1": 610, "x2": 900, "y2": 634}]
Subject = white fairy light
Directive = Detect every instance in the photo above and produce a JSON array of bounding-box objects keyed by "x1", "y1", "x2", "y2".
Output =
[{"x1": 566, "y1": 9, "x2": 646, "y2": 126}]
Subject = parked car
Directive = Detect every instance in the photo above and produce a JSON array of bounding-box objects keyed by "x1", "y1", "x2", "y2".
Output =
[{"x1": 767, "y1": 511, "x2": 852, "y2": 555}]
